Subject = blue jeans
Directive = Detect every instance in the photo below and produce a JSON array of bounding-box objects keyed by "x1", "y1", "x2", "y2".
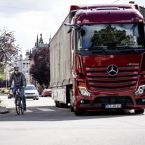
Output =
[{"x1": 12, "y1": 86, "x2": 26, "y2": 109}]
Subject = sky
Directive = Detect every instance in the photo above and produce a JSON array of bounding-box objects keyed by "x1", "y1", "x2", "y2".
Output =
[{"x1": 0, "y1": 0, "x2": 145, "y2": 57}]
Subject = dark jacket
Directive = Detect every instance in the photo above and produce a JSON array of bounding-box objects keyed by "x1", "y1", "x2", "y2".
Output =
[{"x1": 9, "y1": 72, "x2": 26, "y2": 87}]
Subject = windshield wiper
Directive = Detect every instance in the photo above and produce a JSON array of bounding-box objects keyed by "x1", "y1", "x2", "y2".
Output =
[
  {"x1": 90, "y1": 46, "x2": 109, "y2": 54},
  {"x1": 116, "y1": 46, "x2": 145, "y2": 54},
  {"x1": 80, "y1": 46, "x2": 145, "y2": 55}
]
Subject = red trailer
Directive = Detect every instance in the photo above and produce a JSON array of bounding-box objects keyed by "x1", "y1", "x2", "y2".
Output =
[{"x1": 50, "y1": 4, "x2": 145, "y2": 115}]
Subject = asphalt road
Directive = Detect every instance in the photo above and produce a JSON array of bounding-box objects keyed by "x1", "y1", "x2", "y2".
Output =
[{"x1": 0, "y1": 94, "x2": 145, "y2": 145}]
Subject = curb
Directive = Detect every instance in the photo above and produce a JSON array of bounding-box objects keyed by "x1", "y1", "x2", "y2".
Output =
[{"x1": 0, "y1": 106, "x2": 9, "y2": 114}]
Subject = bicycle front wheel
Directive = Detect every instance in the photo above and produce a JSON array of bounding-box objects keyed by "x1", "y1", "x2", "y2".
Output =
[
  {"x1": 20, "y1": 103, "x2": 24, "y2": 115},
  {"x1": 15, "y1": 96, "x2": 24, "y2": 115}
]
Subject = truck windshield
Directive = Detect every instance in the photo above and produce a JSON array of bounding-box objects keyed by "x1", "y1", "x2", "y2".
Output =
[{"x1": 77, "y1": 24, "x2": 145, "y2": 54}]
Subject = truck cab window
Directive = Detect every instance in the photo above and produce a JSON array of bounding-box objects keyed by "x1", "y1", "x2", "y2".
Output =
[{"x1": 77, "y1": 24, "x2": 144, "y2": 53}]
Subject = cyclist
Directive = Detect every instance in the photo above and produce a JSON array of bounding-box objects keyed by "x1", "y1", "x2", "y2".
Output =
[{"x1": 9, "y1": 66, "x2": 27, "y2": 111}]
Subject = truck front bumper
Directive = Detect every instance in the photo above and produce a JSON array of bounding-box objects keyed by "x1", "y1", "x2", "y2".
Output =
[{"x1": 75, "y1": 94, "x2": 145, "y2": 111}]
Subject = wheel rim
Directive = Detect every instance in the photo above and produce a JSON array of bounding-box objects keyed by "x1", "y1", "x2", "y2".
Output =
[
  {"x1": 16, "y1": 104, "x2": 21, "y2": 115},
  {"x1": 15, "y1": 97, "x2": 24, "y2": 115},
  {"x1": 21, "y1": 105, "x2": 24, "y2": 114}
]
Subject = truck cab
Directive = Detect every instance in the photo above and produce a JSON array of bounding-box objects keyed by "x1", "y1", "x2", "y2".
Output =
[{"x1": 70, "y1": 4, "x2": 145, "y2": 114}]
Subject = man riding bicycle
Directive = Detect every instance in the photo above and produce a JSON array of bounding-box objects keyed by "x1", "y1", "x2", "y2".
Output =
[{"x1": 9, "y1": 66, "x2": 27, "y2": 111}]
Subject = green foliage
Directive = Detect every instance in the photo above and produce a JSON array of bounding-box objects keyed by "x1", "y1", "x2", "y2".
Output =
[
  {"x1": 0, "y1": 64, "x2": 3, "y2": 81},
  {"x1": 0, "y1": 74, "x2": 3, "y2": 81},
  {"x1": 91, "y1": 25, "x2": 135, "y2": 47}
]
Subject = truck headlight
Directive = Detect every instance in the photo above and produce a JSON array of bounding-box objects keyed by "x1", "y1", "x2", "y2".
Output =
[
  {"x1": 135, "y1": 85, "x2": 145, "y2": 95},
  {"x1": 78, "y1": 87, "x2": 91, "y2": 96}
]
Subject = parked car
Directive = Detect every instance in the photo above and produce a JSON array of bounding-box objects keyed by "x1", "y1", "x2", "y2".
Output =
[
  {"x1": 24, "y1": 84, "x2": 39, "y2": 100},
  {"x1": 41, "y1": 88, "x2": 52, "y2": 97}
]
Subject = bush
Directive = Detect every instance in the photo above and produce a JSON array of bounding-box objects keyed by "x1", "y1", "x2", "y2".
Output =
[
  {"x1": 0, "y1": 80, "x2": 9, "y2": 88},
  {"x1": 0, "y1": 88, "x2": 10, "y2": 94},
  {"x1": 0, "y1": 74, "x2": 3, "y2": 81}
]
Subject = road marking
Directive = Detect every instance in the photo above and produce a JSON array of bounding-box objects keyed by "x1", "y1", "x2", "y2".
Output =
[
  {"x1": 37, "y1": 108, "x2": 55, "y2": 112},
  {"x1": 26, "y1": 109, "x2": 33, "y2": 113}
]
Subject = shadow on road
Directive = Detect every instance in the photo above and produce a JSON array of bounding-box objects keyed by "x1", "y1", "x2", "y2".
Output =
[{"x1": 0, "y1": 105, "x2": 141, "y2": 122}]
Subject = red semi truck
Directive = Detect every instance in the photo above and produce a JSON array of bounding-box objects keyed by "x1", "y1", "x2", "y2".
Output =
[{"x1": 50, "y1": 4, "x2": 145, "y2": 115}]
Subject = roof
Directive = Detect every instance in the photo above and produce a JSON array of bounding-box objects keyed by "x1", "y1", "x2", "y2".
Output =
[
  {"x1": 73, "y1": 6, "x2": 143, "y2": 24},
  {"x1": 70, "y1": 4, "x2": 134, "y2": 11}
]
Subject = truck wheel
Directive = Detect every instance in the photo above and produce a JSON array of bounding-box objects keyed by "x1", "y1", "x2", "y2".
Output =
[
  {"x1": 70, "y1": 105, "x2": 74, "y2": 112},
  {"x1": 55, "y1": 101, "x2": 60, "y2": 107},
  {"x1": 60, "y1": 103, "x2": 68, "y2": 108},
  {"x1": 55, "y1": 101, "x2": 68, "y2": 108},
  {"x1": 74, "y1": 109, "x2": 85, "y2": 116},
  {"x1": 74, "y1": 106, "x2": 85, "y2": 115},
  {"x1": 135, "y1": 109, "x2": 144, "y2": 114}
]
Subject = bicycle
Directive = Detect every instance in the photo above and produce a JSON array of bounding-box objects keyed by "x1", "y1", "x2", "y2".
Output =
[{"x1": 14, "y1": 88, "x2": 24, "y2": 115}]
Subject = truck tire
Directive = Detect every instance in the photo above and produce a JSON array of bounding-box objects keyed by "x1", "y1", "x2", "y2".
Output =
[
  {"x1": 74, "y1": 109, "x2": 85, "y2": 116},
  {"x1": 74, "y1": 105, "x2": 85, "y2": 115},
  {"x1": 55, "y1": 101, "x2": 60, "y2": 107},
  {"x1": 135, "y1": 109, "x2": 144, "y2": 114},
  {"x1": 55, "y1": 101, "x2": 68, "y2": 108}
]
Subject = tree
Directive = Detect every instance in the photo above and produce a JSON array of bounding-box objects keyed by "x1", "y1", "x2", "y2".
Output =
[
  {"x1": 0, "y1": 64, "x2": 3, "y2": 81},
  {"x1": 91, "y1": 25, "x2": 135, "y2": 47},
  {"x1": 0, "y1": 28, "x2": 19, "y2": 62},
  {"x1": 30, "y1": 47, "x2": 50, "y2": 87}
]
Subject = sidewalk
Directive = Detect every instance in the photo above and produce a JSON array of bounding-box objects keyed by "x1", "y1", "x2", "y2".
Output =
[{"x1": 0, "y1": 94, "x2": 9, "y2": 114}]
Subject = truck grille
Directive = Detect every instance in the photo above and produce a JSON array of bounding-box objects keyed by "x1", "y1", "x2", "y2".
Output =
[
  {"x1": 94, "y1": 96, "x2": 133, "y2": 105},
  {"x1": 86, "y1": 65, "x2": 139, "y2": 90}
]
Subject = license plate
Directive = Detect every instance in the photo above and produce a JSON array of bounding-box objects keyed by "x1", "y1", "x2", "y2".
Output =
[{"x1": 105, "y1": 104, "x2": 122, "y2": 109}]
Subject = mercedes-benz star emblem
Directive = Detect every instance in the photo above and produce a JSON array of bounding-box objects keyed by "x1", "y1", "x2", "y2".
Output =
[{"x1": 107, "y1": 65, "x2": 118, "y2": 76}]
